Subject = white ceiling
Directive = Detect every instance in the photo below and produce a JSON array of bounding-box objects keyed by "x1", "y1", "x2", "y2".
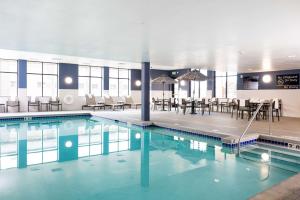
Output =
[{"x1": 0, "y1": 0, "x2": 300, "y2": 72}]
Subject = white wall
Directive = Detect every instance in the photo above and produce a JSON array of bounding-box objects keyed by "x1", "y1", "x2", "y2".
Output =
[{"x1": 237, "y1": 89, "x2": 300, "y2": 118}]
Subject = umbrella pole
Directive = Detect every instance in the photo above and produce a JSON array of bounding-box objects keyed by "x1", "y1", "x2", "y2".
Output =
[{"x1": 193, "y1": 79, "x2": 195, "y2": 100}]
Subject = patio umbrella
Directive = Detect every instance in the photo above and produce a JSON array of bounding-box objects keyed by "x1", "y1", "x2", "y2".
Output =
[
  {"x1": 177, "y1": 70, "x2": 208, "y2": 100},
  {"x1": 151, "y1": 74, "x2": 176, "y2": 101}
]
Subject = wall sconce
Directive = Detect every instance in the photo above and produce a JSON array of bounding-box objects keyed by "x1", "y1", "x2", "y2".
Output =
[
  {"x1": 135, "y1": 80, "x2": 141, "y2": 87},
  {"x1": 262, "y1": 74, "x2": 271, "y2": 83},
  {"x1": 65, "y1": 77, "x2": 73, "y2": 84}
]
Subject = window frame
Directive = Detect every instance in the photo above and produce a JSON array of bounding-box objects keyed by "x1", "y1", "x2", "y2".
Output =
[
  {"x1": 26, "y1": 61, "x2": 58, "y2": 97},
  {"x1": 78, "y1": 65, "x2": 103, "y2": 97},
  {"x1": 109, "y1": 67, "x2": 130, "y2": 97},
  {"x1": 0, "y1": 58, "x2": 18, "y2": 97},
  {"x1": 215, "y1": 71, "x2": 237, "y2": 98}
]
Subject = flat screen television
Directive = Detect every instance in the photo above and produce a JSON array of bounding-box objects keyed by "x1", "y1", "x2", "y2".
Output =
[{"x1": 242, "y1": 75, "x2": 259, "y2": 90}]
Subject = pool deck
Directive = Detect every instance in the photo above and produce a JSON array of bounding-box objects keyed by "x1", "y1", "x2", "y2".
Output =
[
  {"x1": 250, "y1": 173, "x2": 300, "y2": 200},
  {"x1": 0, "y1": 109, "x2": 300, "y2": 199},
  {"x1": 1, "y1": 109, "x2": 300, "y2": 141}
]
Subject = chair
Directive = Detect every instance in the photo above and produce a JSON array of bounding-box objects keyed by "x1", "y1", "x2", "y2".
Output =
[
  {"x1": 272, "y1": 98, "x2": 280, "y2": 122},
  {"x1": 28, "y1": 96, "x2": 40, "y2": 112},
  {"x1": 180, "y1": 98, "x2": 191, "y2": 115},
  {"x1": 199, "y1": 98, "x2": 211, "y2": 115},
  {"x1": 82, "y1": 94, "x2": 104, "y2": 111},
  {"x1": 211, "y1": 98, "x2": 218, "y2": 112},
  {"x1": 6, "y1": 97, "x2": 20, "y2": 112},
  {"x1": 0, "y1": 97, "x2": 6, "y2": 113},
  {"x1": 124, "y1": 96, "x2": 141, "y2": 109},
  {"x1": 39, "y1": 96, "x2": 51, "y2": 111},
  {"x1": 219, "y1": 98, "x2": 230, "y2": 112},
  {"x1": 49, "y1": 97, "x2": 62, "y2": 111},
  {"x1": 151, "y1": 97, "x2": 161, "y2": 111},
  {"x1": 236, "y1": 99, "x2": 253, "y2": 120}
]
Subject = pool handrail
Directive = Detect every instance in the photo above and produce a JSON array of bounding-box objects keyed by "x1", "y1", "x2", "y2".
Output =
[{"x1": 237, "y1": 100, "x2": 272, "y2": 155}]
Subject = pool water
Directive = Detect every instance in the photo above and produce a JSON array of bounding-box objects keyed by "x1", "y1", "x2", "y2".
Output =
[{"x1": 0, "y1": 115, "x2": 298, "y2": 200}]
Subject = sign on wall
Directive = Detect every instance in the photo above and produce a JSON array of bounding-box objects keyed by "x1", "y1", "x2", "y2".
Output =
[{"x1": 276, "y1": 74, "x2": 299, "y2": 89}]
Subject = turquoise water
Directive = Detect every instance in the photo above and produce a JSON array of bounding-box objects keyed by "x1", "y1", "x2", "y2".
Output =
[{"x1": 0, "y1": 116, "x2": 297, "y2": 200}]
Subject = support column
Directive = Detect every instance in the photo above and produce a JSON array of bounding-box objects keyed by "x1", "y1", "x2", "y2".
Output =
[{"x1": 141, "y1": 62, "x2": 150, "y2": 121}]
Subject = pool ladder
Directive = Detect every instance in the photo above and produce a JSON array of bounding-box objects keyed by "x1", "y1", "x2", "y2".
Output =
[{"x1": 237, "y1": 99, "x2": 273, "y2": 155}]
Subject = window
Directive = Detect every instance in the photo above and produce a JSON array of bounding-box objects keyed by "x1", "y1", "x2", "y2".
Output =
[
  {"x1": 191, "y1": 69, "x2": 207, "y2": 99},
  {"x1": 227, "y1": 72, "x2": 237, "y2": 98},
  {"x1": 0, "y1": 59, "x2": 18, "y2": 97},
  {"x1": 215, "y1": 71, "x2": 227, "y2": 98},
  {"x1": 109, "y1": 68, "x2": 130, "y2": 96},
  {"x1": 78, "y1": 65, "x2": 102, "y2": 96},
  {"x1": 27, "y1": 62, "x2": 58, "y2": 97},
  {"x1": 215, "y1": 71, "x2": 237, "y2": 98}
]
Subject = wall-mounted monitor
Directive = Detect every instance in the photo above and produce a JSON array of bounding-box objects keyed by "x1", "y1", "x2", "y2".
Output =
[{"x1": 242, "y1": 75, "x2": 259, "y2": 90}]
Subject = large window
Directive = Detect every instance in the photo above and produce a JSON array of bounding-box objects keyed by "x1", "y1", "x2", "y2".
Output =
[
  {"x1": 27, "y1": 62, "x2": 58, "y2": 97},
  {"x1": 109, "y1": 68, "x2": 130, "y2": 96},
  {"x1": 215, "y1": 71, "x2": 237, "y2": 98},
  {"x1": 78, "y1": 65, "x2": 102, "y2": 96},
  {"x1": 0, "y1": 59, "x2": 18, "y2": 97},
  {"x1": 191, "y1": 69, "x2": 207, "y2": 99}
]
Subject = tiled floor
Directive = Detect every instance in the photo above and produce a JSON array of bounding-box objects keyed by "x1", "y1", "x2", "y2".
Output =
[{"x1": 91, "y1": 109, "x2": 300, "y2": 140}]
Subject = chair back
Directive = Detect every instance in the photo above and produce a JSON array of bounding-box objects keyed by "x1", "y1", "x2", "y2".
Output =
[
  {"x1": 125, "y1": 96, "x2": 134, "y2": 104},
  {"x1": 40, "y1": 96, "x2": 50, "y2": 103},
  {"x1": 51, "y1": 96, "x2": 59, "y2": 102},
  {"x1": 273, "y1": 98, "x2": 279, "y2": 109},
  {"x1": 104, "y1": 96, "x2": 114, "y2": 104},
  {"x1": 86, "y1": 94, "x2": 96, "y2": 105}
]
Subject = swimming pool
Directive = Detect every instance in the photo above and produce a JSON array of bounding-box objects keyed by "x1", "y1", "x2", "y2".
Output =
[{"x1": 0, "y1": 115, "x2": 299, "y2": 200}]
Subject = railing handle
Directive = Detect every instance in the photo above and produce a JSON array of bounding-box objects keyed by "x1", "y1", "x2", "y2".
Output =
[{"x1": 237, "y1": 102, "x2": 265, "y2": 155}]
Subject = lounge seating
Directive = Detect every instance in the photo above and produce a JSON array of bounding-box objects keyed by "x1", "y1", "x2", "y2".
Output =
[
  {"x1": 0, "y1": 97, "x2": 6, "y2": 113},
  {"x1": 82, "y1": 94, "x2": 104, "y2": 111},
  {"x1": 28, "y1": 96, "x2": 40, "y2": 112},
  {"x1": 124, "y1": 96, "x2": 141, "y2": 109},
  {"x1": 104, "y1": 96, "x2": 124, "y2": 110},
  {"x1": 6, "y1": 97, "x2": 20, "y2": 112}
]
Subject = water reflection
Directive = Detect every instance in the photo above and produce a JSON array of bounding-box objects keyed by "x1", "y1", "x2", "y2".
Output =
[
  {"x1": 0, "y1": 118, "x2": 144, "y2": 170},
  {"x1": 0, "y1": 118, "x2": 230, "y2": 173}
]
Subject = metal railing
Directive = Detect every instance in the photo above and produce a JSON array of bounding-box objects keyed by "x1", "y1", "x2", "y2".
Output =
[{"x1": 237, "y1": 99, "x2": 273, "y2": 155}]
